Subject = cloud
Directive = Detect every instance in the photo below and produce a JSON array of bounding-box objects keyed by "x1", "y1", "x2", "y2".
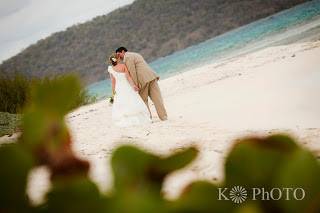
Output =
[
  {"x1": 0, "y1": 0, "x2": 30, "y2": 18},
  {"x1": 0, "y1": 0, "x2": 134, "y2": 62}
]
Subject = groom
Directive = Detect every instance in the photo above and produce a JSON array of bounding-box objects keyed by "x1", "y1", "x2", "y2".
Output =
[{"x1": 116, "y1": 47, "x2": 168, "y2": 121}]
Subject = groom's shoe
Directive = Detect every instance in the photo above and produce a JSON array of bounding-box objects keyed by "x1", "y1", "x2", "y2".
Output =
[{"x1": 160, "y1": 116, "x2": 168, "y2": 121}]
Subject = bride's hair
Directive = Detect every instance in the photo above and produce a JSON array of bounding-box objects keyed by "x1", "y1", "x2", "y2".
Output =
[{"x1": 108, "y1": 53, "x2": 118, "y2": 66}]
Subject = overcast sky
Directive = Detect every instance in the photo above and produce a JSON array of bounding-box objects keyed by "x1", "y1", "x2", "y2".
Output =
[{"x1": 0, "y1": 0, "x2": 134, "y2": 62}]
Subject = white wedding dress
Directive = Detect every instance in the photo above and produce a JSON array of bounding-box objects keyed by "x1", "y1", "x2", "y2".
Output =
[{"x1": 108, "y1": 66, "x2": 151, "y2": 127}]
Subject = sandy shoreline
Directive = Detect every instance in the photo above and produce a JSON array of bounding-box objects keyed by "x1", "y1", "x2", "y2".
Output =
[{"x1": 18, "y1": 40, "x2": 320, "y2": 204}]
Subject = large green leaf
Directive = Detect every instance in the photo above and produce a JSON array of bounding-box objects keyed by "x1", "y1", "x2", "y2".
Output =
[
  {"x1": 0, "y1": 144, "x2": 34, "y2": 212},
  {"x1": 225, "y1": 135, "x2": 298, "y2": 188},
  {"x1": 111, "y1": 145, "x2": 198, "y2": 212},
  {"x1": 42, "y1": 176, "x2": 108, "y2": 213},
  {"x1": 171, "y1": 181, "x2": 236, "y2": 213},
  {"x1": 274, "y1": 149, "x2": 320, "y2": 213}
]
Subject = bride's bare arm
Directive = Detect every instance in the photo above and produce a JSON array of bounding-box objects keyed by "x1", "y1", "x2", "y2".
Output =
[
  {"x1": 123, "y1": 65, "x2": 139, "y2": 91},
  {"x1": 110, "y1": 73, "x2": 116, "y2": 95}
]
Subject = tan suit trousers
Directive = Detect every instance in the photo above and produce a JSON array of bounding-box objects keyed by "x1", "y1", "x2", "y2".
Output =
[{"x1": 139, "y1": 79, "x2": 167, "y2": 120}]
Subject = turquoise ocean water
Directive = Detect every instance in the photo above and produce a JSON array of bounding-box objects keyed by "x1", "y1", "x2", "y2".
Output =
[{"x1": 87, "y1": 0, "x2": 320, "y2": 99}]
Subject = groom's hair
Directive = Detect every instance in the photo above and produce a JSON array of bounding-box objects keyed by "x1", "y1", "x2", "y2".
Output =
[{"x1": 116, "y1": 47, "x2": 128, "y2": 53}]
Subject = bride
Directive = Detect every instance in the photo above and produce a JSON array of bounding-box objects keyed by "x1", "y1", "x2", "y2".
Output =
[{"x1": 108, "y1": 54, "x2": 151, "y2": 127}]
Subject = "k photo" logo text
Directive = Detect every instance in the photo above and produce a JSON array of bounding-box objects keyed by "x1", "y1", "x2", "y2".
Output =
[{"x1": 218, "y1": 186, "x2": 305, "y2": 204}]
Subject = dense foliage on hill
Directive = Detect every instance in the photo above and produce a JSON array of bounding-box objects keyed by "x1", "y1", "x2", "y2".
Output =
[{"x1": 0, "y1": 0, "x2": 308, "y2": 84}]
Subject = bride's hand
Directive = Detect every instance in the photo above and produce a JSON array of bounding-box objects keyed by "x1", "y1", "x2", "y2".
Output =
[{"x1": 133, "y1": 85, "x2": 139, "y2": 91}]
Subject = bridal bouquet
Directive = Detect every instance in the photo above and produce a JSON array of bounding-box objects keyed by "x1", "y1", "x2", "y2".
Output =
[
  {"x1": 108, "y1": 95, "x2": 114, "y2": 104},
  {"x1": 108, "y1": 91, "x2": 115, "y2": 105}
]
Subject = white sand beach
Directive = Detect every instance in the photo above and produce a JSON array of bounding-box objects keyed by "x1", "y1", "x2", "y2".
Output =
[{"x1": 24, "y1": 40, "x2": 320, "y2": 204}]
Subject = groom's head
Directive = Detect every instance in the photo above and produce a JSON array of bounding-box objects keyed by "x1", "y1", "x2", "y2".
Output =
[{"x1": 116, "y1": 47, "x2": 128, "y2": 60}]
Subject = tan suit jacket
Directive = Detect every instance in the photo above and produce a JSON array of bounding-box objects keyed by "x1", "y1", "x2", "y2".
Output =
[{"x1": 124, "y1": 52, "x2": 159, "y2": 88}]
